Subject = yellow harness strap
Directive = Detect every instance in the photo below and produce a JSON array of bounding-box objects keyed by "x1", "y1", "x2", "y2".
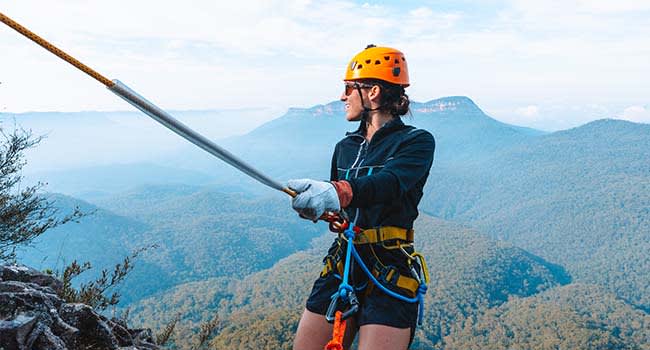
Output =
[
  {"x1": 321, "y1": 259, "x2": 345, "y2": 278},
  {"x1": 353, "y1": 226, "x2": 414, "y2": 245},
  {"x1": 371, "y1": 268, "x2": 420, "y2": 297},
  {"x1": 320, "y1": 227, "x2": 422, "y2": 296},
  {"x1": 321, "y1": 259, "x2": 420, "y2": 295}
]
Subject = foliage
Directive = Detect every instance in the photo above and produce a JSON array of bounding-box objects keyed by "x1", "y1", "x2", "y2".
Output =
[
  {"x1": 445, "y1": 284, "x2": 650, "y2": 349},
  {"x1": 156, "y1": 313, "x2": 180, "y2": 346},
  {"x1": 10, "y1": 105, "x2": 650, "y2": 349},
  {"x1": 17, "y1": 184, "x2": 324, "y2": 305},
  {"x1": 125, "y1": 276, "x2": 232, "y2": 349},
  {"x1": 210, "y1": 309, "x2": 299, "y2": 350},
  {"x1": 0, "y1": 128, "x2": 82, "y2": 261},
  {"x1": 128, "y1": 215, "x2": 570, "y2": 349},
  {"x1": 196, "y1": 315, "x2": 220, "y2": 349},
  {"x1": 99, "y1": 185, "x2": 324, "y2": 300},
  {"x1": 58, "y1": 246, "x2": 152, "y2": 311},
  {"x1": 422, "y1": 119, "x2": 650, "y2": 310}
]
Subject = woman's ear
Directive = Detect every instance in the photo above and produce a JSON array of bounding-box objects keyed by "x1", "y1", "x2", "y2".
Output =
[{"x1": 368, "y1": 85, "x2": 382, "y2": 102}]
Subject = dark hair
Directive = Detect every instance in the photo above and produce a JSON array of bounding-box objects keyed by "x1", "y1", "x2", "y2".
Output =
[{"x1": 362, "y1": 79, "x2": 411, "y2": 117}]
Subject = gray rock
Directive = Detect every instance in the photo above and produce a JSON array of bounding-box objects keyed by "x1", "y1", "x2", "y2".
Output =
[
  {"x1": 32, "y1": 326, "x2": 68, "y2": 350},
  {"x1": 60, "y1": 303, "x2": 120, "y2": 350},
  {"x1": 0, "y1": 264, "x2": 158, "y2": 350},
  {"x1": 0, "y1": 313, "x2": 38, "y2": 349},
  {"x1": 0, "y1": 265, "x2": 62, "y2": 292}
]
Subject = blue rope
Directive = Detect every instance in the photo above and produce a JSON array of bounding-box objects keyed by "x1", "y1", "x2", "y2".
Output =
[
  {"x1": 335, "y1": 228, "x2": 355, "y2": 301},
  {"x1": 333, "y1": 167, "x2": 355, "y2": 302},
  {"x1": 336, "y1": 166, "x2": 426, "y2": 324},
  {"x1": 341, "y1": 225, "x2": 428, "y2": 325}
]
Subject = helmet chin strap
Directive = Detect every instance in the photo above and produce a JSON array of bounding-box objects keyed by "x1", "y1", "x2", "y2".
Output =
[{"x1": 356, "y1": 86, "x2": 380, "y2": 128}]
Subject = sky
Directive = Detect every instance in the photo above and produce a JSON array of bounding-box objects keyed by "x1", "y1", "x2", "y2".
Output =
[{"x1": 1, "y1": 0, "x2": 649, "y2": 131}]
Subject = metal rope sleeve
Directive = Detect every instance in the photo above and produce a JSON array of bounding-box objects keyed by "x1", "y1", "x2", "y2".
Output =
[
  {"x1": 0, "y1": 11, "x2": 114, "y2": 87},
  {"x1": 109, "y1": 80, "x2": 290, "y2": 193}
]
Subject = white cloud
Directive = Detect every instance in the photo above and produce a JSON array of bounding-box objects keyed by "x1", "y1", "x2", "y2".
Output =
[
  {"x1": 515, "y1": 105, "x2": 539, "y2": 119},
  {"x1": 410, "y1": 7, "x2": 434, "y2": 17},
  {"x1": 0, "y1": 0, "x2": 648, "y2": 131},
  {"x1": 618, "y1": 106, "x2": 650, "y2": 123},
  {"x1": 575, "y1": 0, "x2": 650, "y2": 13}
]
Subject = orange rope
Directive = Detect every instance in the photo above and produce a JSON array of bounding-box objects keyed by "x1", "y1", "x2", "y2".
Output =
[
  {"x1": 0, "y1": 11, "x2": 114, "y2": 87},
  {"x1": 325, "y1": 311, "x2": 347, "y2": 350}
]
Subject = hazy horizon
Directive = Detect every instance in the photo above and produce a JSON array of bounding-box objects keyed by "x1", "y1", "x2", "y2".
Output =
[{"x1": 1, "y1": 1, "x2": 649, "y2": 131}]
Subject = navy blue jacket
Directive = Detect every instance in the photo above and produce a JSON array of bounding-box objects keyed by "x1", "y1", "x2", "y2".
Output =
[{"x1": 330, "y1": 118, "x2": 435, "y2": 230}]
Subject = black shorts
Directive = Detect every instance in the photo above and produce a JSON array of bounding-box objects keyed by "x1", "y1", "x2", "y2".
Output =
[{"x1": 305, "y1": 237, "x2": 419, "y2": 340}]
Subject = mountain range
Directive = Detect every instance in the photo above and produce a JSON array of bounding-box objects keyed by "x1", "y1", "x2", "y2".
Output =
[
  {"x1": 18, "y1": 185, "x2": 323, "y2": 304},
  {"x1": 11, "y1": 95, "x2": 649, "y2": 348}
]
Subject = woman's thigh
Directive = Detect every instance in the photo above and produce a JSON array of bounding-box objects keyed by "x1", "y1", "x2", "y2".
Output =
[
  {"x1": 293, "y1": 309, "x2": 358, "y2": 350},
  {"x1": 357, "y1": 324, "x2": 411, "y2": 350}
]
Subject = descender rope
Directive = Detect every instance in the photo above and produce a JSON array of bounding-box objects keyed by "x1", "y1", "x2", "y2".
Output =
[
  {"x1": 0, "y1": 11, "x2": 297, "y2": 198},
  {"x1": 0, "y1": 11, "x2": 374, "y2": 227}
]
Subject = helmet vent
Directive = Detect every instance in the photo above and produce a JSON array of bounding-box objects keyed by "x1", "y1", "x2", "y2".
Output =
[
  {"x1": 365, "y1": 59, "x2": 371, "y2": 64},
  {"x1": 357, "y1": 64, "x2": 363, "y2": 69},
  {"x1": 402, "y1": 56, "x2": 406, "y2": 61},
  {"x1": 375, "y1": 60, "x2": 381, "y2": 65},
  {"x1": 394, "y1": 59, "x2": 399, "y2": 64},
  {"x1": 384, "y1": 56, "x2": 390, "y2": 61}
]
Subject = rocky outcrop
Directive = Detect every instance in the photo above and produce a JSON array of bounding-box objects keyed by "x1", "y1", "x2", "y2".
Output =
[{"x1": 0, "y1": 264, "x2": 158, "y2": 350}]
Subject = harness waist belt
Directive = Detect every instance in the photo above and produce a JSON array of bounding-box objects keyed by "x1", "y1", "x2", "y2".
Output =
[
  {"x1": 320, "y1": 258, "x2": 420, "y2": 296},
  {"x1": 353, "y1": 226, "x2": 414, "y2": 245}
]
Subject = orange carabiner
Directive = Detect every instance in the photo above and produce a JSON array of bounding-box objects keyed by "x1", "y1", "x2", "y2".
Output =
[{"x1": 321, "y1": 211, "x2": 349, "y2": 233}]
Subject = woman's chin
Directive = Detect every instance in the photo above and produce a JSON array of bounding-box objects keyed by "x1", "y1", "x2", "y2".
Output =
[{"x1": 346, "y1": 114, "x2": 361, "y2": 122}]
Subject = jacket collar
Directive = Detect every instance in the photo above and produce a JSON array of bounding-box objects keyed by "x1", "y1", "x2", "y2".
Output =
[{"x1": 346, "y1": 117, "x2": 406, "y2": 142}]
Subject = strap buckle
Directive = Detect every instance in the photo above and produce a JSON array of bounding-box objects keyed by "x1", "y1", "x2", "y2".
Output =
[{"x1": 374, "y1": 263, "x2": 400, "y2": 286}]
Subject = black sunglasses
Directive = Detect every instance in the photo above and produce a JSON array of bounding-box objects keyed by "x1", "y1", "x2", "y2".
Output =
[{"x1": 343, "y1": 82, "x2": 374, "y2": 96}]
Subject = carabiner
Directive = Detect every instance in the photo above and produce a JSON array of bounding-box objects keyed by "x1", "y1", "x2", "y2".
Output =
[
  {"x1": 326, "y1": 291, "x2": 359, "y2": 323},
  {"x1": 322, "y1": 211, "x2": 350, "y2": 233}
]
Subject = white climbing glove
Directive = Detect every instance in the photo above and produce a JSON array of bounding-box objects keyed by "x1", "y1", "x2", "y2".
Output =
[{"x1": 287, "y1": 179, "x2": 341, "y2": 222}]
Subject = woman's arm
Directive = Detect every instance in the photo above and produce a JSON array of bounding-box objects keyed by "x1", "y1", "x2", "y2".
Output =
[{"x1": 346, "y1": 131, "x2": 434, "y2": 207}]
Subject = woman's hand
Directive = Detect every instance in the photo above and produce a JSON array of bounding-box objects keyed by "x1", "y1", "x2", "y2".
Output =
[{"x1": 287, "y1": 179, "x2": 341, "y2": 222}]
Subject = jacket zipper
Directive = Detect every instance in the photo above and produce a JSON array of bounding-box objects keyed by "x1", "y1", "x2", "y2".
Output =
[{"x1": 349, "y1": 139, "x2": 368, "y2": 224}]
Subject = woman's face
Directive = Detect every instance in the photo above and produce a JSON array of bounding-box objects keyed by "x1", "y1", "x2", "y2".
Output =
[{"x1": 340, "y1": 81, "x2": 368, "y2": 121}]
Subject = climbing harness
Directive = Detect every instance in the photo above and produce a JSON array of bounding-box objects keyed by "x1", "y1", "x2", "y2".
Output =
[
  {"x1": 325, "y1": 220, "x2": 429, "y2": 322},
  {"x1": 321, "y1": 216, "x2": 429, "y2": 349},
  {"x1": 0, "y1": 11, "x2": 297, "y2": 198}
]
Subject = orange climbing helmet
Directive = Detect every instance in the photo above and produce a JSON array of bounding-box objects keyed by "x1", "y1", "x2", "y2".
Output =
[{"x1": 344, "y1": 44, "x2": 409, "y2": 87}]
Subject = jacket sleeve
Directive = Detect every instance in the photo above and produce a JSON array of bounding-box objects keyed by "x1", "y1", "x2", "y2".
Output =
[
  {"x1": 330, "y1": 143, "x2": 340, "y2": 181},
  {"x1": 347, "y1": 130, "x2": 434, "y2": 207}
]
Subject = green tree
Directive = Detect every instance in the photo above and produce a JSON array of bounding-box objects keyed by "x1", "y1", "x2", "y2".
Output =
[{"x1": 0, "y1": 128, "x2": 82, "y2": 261}]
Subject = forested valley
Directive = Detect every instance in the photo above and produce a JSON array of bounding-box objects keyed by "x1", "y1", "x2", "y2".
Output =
[{"x1": 6, "y1": 96, "x2": 649, "y2": 349}]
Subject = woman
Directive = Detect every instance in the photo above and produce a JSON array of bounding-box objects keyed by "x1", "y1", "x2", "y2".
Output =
[{"x1": 288, "y1": 45, "x2": 435, "y2": 350}]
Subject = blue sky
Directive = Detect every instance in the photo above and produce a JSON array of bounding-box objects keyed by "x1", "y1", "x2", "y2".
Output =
[{"x1": 1, "y1": 0, "x2": 649, "y2": 130}]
